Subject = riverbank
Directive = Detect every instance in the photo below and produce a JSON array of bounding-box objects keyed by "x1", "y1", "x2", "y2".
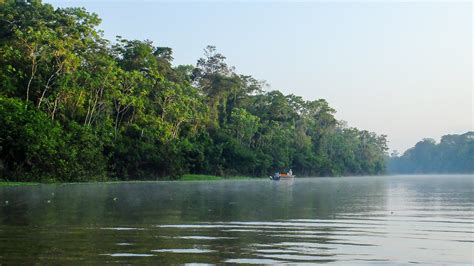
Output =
[
  {"x1": 0, "y1": 182, "x2": 40, "y2": 187},
  {"x1": 0, "y1": 175, "x2": 254, "y2": 187}
]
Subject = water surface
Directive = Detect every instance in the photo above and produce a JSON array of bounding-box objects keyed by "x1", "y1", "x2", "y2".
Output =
[{"x1": 0, "y1": 175, "x2": 473, "y2": 264}]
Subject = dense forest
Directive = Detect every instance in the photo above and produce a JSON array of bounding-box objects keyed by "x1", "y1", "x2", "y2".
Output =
[
  {"x1": 0, "y1": 1, "x2": 389, "y2": 182},
  {"x1": 388, "y1": 132, "x2": 474, "y2": 174}
]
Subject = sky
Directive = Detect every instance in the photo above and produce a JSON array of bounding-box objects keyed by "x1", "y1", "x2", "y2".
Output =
[{"x1": 46, "y1": 0, "x2": 473, "y2": 153}]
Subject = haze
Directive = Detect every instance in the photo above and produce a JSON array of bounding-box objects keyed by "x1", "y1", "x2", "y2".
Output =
[{"x1": 46, "y1": 1, "x2": 473, "y2": 153}]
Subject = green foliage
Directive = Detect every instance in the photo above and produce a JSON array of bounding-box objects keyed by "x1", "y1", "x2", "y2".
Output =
[
  {"x1": 0, "y1": 1, "x2": 390, "y2": 182},
  {"x1": 0, "y1": 97, "x2": 106, "y2": 182},
  {"x1": 389, "y1": 132, "x2": 474, "y2": 173},
  {"x1": 0, "y1": 97, "x2": 62, "y2": 181}
]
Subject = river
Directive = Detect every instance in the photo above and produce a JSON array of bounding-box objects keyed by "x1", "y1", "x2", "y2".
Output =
[{"x1": 0, "y1": 175, "x2": 472, "y2": 264}]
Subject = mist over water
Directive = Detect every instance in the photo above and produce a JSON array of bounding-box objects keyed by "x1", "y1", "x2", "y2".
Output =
[{"x1": 0, "y1": 175, "x2": 473, "y2": 264}]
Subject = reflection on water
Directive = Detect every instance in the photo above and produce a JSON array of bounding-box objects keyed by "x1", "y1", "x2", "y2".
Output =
[{"x1": 0, "y1": 175, "x2": 473, "y2": 264}]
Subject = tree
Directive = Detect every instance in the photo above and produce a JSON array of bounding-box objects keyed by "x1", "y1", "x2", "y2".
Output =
[
  {"x1": 388, "y1": 133, "x2": 474, "y2": 174},
  {"x1": 0, "y1": 1, "x2": 391, "y2": 182}
]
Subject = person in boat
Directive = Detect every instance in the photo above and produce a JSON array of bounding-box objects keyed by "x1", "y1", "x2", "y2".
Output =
[
  {"x1": 288, "y1": 169, "x2": 293, "y2": 176},
  {"x1": 269, "y1": 172, "x2": 280, "y2": 180}
]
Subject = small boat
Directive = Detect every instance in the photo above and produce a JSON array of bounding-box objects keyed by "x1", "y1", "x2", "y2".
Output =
[
  {"x1": 269, "y1": 175, "x2": 280, "y2": 181},
  {"x1": 270, "y1": 170, "x2": 295, "y2": 181}
]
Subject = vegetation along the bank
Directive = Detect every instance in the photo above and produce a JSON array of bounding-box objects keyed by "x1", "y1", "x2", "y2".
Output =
[
  {"x1": 388, "y1": 132, "x2": 474, "y2": 174},
  {"x1": 0, "y1": 1, "x2": 389, "y2": 182}
]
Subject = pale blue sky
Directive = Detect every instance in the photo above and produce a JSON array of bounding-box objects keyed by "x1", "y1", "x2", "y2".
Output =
[{"x1": 46, "y1": 1, "x2": 472, "y2": 153}]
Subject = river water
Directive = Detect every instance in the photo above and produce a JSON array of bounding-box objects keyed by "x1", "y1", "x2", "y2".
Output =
[{"x1": 0, "y1": 175, "x2": 472, "y2": 264}]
